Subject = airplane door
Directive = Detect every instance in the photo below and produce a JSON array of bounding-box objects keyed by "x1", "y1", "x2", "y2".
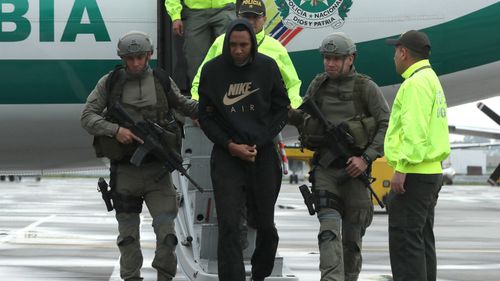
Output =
[
  {"x1": 156, "y1": 0, "x2": 191, "y2": 94},
  {"x1": 156, "y1": 0, "x2": 174, "y2": 78}
]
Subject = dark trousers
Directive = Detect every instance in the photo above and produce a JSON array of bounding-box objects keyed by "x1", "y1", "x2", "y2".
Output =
[
  {"x1": 388, "y1": 173, "x2": 442, "y2": 281},
  {"x1": 210, "y1": 143, "x2": 282, "y2": 281}
]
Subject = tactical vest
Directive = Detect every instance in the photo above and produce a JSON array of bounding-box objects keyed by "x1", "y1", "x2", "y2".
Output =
[
  {"x1": 299, "y1": 72, "x2": 377, "y2": 153},
  {"x1": 93, "y1": 66, "x2": 182, "y2": 161}
]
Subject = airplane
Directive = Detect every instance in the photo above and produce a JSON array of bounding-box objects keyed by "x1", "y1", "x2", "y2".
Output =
[
  {"x1": 477, "y1": 102, "x2": 500, "y2": 185},
  {"x1": 1, "y1": 0, "x2": 499, "y2": 279},
  {"x1": 0, "y1": 0, "x2": 499, "y2": 174},
  {"x1": 448, "y1": 126, "x2": 500, "y2": 141}
]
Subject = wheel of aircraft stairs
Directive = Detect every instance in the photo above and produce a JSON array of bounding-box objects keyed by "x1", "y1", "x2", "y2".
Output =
[{"x1": 171, "y1": 119, "x2": 298, "y2": 280}]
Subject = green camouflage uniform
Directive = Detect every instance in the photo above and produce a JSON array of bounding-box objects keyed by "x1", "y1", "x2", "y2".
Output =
[
  {"x1": 291, "y1": 67, "x2": 389, "y2": 281},
  {"x1": 81, "y1": 67, "x2": 197, "y2": 281}
]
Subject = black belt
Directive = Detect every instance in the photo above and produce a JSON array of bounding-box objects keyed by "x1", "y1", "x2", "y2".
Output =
[{"x1": 115, "y1": 154, "x2": 160, "y2": 165}]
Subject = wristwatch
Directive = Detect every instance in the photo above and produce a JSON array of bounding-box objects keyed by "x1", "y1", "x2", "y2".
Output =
[{"x1": 361, "y1": 153, "x2": 372, "y2": 165}]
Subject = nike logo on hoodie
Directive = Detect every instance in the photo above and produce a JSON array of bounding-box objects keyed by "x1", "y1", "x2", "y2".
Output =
[{"x1": 223, "y1": 82, "x2": 260, "y2": 106}]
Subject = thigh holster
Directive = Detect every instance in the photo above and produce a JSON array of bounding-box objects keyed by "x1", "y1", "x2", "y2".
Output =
[{"x1": 313, "y1": 189, "x2": 344, "y2": 216}]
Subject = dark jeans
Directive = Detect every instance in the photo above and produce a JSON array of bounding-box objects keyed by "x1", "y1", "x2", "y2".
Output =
[
  {"x1": 388, "y1": 173, "x2": 442, "y2": 281},
  {"x1": 210, "y1": 143, "x2": 282, "y2": 281}
]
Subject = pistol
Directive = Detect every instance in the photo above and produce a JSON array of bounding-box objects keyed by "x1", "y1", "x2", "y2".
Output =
[
  {"x1": 97, "y1": 177, "x2": 113, "y2": 212},
  {"x1": 299, "y1": 184, "x2": 316, "y2": 216}
]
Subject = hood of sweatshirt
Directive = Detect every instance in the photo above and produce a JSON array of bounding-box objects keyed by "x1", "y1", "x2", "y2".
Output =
[{"x1": 222, "y1": 19, "x2": 258, "y2": 66}]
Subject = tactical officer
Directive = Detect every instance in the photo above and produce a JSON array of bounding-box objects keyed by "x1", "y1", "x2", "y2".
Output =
[
  {"x1": 81, "y1": 31, "x2": 198, "y2": 281},
  {"x1": 385, "y1": 30, "x2": 450, "y2": 281},
  {"x1": 289, "y1": 32, "x2": 390, "y2": 281}
]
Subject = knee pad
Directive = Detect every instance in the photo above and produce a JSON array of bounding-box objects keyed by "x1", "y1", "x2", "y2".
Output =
[
  {"x1": 117, "y1": 235, "x2": 135, "y2": 247},
  {"x1": 113, "y1": 192, "x2": 143, "y2": 213},
  {"x1": 319, "y1": 229, "x2": 337, "y2": 244},
  {"x1": 164, "y1": 234, "x2": 178, "y2": 247},
  {"x1": 317, "y1": 211, "x2": 343, "y2": 273},
  {"x1": 153, "y1": 213, "x2": 177, "y2": 245}
]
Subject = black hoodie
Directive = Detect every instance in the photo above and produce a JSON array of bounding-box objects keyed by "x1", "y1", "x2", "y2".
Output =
[{"x1": 198, "y1": 19, "x2": 290, "y2": 148}]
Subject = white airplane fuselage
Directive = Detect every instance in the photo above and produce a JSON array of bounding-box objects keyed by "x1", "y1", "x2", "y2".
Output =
[{"x1": 1, "y1": 0, "x2": 499, "y2": 172}]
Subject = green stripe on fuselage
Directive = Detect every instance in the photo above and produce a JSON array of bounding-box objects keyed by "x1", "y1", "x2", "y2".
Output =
[
  {"x1": 1, "y1": 3, "x2": 499, "y2": 104},
  {"x1": 1, "y1": 60, "x2": 120, "y2": 104},
  {"x1": 290, "y1": 2, "x2": 500, "y2": 93},
  {"x1": 0, "y1": 59, "x2": 158, "y2": 104}
]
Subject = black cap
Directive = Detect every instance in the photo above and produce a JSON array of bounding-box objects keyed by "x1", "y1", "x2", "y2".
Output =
[
  {"x1": 386, "y1": 30, "x2": 431, "y2": 56},
  {"x1": 238, "y1": 0, "x2": 266, "y2": 16}
]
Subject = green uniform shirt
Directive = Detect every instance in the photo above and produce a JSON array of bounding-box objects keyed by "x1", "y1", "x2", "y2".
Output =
[
  {"x1": 165, "y1": 0, "x2": 235, "y2": 21},
  {"x1": 384, "y1": 59, "x2": 450, "y2": 174},
  {"x1": 190, "y1": 30, "x2": 303, "y2": 108}
]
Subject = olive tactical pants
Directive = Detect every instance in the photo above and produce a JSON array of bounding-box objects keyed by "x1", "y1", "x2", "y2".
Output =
[
  {"x1": 314, "y1": 165, "x2": 374, "y2": 281},
  {"x1": 114, "y1": 162, "x2": 179, "y2": 281},
  {"x1": 183, "y1": 4, "x2": 236, "y2": 82},
  {"x1": 388, "y1": 173, "x2": 442, "y2": 281}
]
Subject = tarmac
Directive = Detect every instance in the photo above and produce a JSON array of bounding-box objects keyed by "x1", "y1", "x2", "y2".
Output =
[{"x1": 1, "y1": 177, "x2": 499, "y2": 281}]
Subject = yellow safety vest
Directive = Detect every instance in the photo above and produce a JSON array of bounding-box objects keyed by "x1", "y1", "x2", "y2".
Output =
[{"x1": 165, "y1": 0, "x2": 236, "y2": 21}]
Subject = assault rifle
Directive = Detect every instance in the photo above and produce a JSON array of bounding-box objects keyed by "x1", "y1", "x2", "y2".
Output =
[
  {"x1": 97, "y1": 177, "x2": 113, "y2": 212},
  {"x1": 107, "y1": 102, "x2": 204, "y2": 192},
  {"x1": 299, "y1": 97, "x2": 384, "y2": 208}
]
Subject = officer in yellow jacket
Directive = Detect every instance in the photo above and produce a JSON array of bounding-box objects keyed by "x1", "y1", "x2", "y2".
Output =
[
  {"x1": 190, "y1": 0, "x2": 302, "y2": 108},
  {"x1": 164, "y1": 0, "x2": 236, "y2": 83},
  {"x1": 385, "y1": 30, "x2": 451, "y2": 281}
]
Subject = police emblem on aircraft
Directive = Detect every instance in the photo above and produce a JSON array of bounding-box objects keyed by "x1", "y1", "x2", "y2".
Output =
[{"x1": 274, "y1": 0, "x2": 352, "y2": 29}]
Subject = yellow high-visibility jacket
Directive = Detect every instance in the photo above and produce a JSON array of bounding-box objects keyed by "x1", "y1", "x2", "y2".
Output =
[
  {"x1": 384, "y1": 59, "x2": 450, "y2": 174},
  {"x1": 190, "y1": 30, "x2": 302, "y2": 108},
  {"x1": 165, "y1": 0, "x2": 235, "y2": 21}
]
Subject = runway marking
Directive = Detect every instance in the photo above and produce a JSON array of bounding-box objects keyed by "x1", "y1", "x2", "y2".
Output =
[{"x1": 0, "y1": 214, "x2": 55, "y2": 245}]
